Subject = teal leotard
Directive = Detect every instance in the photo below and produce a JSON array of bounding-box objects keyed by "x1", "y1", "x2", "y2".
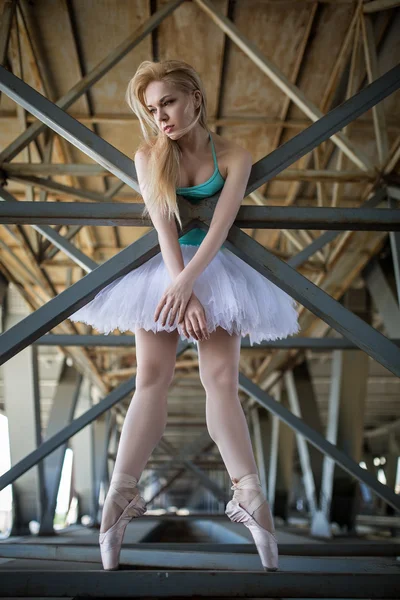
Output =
[{"x1": 177, "y1": 132, "x2": 225, "y2": 246}]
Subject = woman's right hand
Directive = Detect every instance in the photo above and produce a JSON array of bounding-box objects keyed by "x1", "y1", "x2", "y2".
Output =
[{"x1": 179, "y1": 293, "x2": 210, "y2": 341}]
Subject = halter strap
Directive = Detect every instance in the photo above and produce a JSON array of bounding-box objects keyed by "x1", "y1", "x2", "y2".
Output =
[{"x1": 209, "y1": 132, "x2": 218, "y2": 170}]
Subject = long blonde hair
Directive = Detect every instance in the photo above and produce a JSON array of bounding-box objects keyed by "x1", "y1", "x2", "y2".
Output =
[{"x1": 125, "y1": 60, "x2": 209, "y2": 229}]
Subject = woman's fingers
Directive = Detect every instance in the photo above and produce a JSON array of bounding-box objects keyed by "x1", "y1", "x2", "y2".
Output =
[
  {"x1": 190, "y1": 313, "x2": 204, "y2": 341},
  {"x1": 199, "y1": 311, "x2": 210, "y2": 341},
  {"x1": 161, "y1": 299, "x2": 175, "y2": 326},
  {"x1": 185, "y1": 315, "x2": 199, "y2": 341},
  {"x1": 154, "y1": 295, "x2": 166, "y2": 322}
]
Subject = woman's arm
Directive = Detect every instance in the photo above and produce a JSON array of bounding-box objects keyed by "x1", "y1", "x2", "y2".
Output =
[
  {"x1": 135, "y1": 149, "x2": 184, "y2": 282},
  {"x1": 178, "y1": 147, "x2": 253, "y2": 286}
]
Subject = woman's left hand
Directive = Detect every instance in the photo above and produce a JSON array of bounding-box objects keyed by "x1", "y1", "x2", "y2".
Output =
[{"x1": 154, "y1": 276, "x2": 194, "y2": 327}]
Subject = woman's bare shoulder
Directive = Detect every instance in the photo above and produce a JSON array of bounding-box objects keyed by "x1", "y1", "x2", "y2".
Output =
[
  {"x1": 134, "y1": 145, "x2": 151, "y2": 164},
  {"x1": 211, "y1": 132, "x2": 251, "y2": 163}
]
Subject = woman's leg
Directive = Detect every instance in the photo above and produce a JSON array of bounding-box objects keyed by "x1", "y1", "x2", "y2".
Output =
[
  {"x1": 101, "y1": 327, "x2": 180, "y2": 532},
  {"x1": 197, "y1": 327, "x2": 274, "y2": 532}
]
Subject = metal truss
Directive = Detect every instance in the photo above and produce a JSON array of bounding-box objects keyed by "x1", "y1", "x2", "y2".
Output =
[
  {"x1": 2, "y1": 199, "x2": 400, "y2": 231},
  {"x1": 31, "y1": 334, "x2": 400, "y2": 349},
  {"x1": 1, "y1": 2, "x2": 400, "y2": 524},
  {"x1": 1, "y1": 567, "x2": 400, "y2": 598}
]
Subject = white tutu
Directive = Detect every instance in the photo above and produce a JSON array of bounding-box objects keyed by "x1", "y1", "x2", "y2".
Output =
[{"x1": 69, "y1": 245, "x2": 300, "y2": 346}]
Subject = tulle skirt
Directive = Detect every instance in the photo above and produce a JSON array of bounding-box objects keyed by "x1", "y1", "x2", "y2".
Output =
[{"x1": 69, "y1": 245, "x2": 300, "y2": 346}]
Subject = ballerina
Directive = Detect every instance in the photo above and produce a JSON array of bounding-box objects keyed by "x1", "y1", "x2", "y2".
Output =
[{"x1": 70, "y1": 59, "x2": 299, "y2": 571}]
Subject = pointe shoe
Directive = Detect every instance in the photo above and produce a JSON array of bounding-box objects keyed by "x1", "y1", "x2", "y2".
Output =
[
  {"x1": 99, "y1": 475, "x2": 147, "y2": 571},
  {"x1": 225, "y1": 473, "x2": 278, "y2": 572}
]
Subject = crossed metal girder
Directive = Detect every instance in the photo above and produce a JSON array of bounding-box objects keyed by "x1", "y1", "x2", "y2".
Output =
[
  {"x1": 0, "y1": 0, "x2": 185, "y2": 164},
  {"x1": 1, "y1": 212, "x2": 400, "y2": 373},
  {"x1": 1, "y1": 63, "x2": 400, "y2": 188},
  {"x1": 0, "y1": 68, "x2": 400, "y2": 372},
  {"x1": 1, "y1": 344, "x2": 399, "y2": 513},
  {"x1": 0, "y1": 338, "x2": 184, "y2": 491},
  {"x1": 238, "y1": 373, "x2": 400, "y2": 512}
]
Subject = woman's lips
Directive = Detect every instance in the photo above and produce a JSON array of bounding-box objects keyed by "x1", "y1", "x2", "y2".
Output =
[{"x1": 164, "y1": 125, "x2": 174, "y2": 133}]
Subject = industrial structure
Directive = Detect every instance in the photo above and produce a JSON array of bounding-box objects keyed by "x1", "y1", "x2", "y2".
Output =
[{"x1": 0, "y1": 0, "x2": 400, "y2": 597}]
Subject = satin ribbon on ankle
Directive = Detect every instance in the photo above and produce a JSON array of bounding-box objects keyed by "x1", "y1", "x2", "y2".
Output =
[{"x1": 230, "y1": 473, "x2": 266, "y2": 516}]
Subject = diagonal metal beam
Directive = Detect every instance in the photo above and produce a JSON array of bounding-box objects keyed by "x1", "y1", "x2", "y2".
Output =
[
  {"x1": 0, "y1": 0, "x2": 17, "y2": 66},
  {"x1": 1, "y1": 56, "x2": 399, "y2": 203},
  {"x1": 0, "y1": 230, "x2": 158, "y2": 364},
  {"x1": 0, "y1": 338, "x2": 191, "y2": 491},
  {"x1": 8, "y1": 173, "x2": 121, "y2": 203},
  {"x1": 0, "y1": 0, "x2": 184, "y2": 164},
  {"x1": 197, "y1": 221, "x2": 400, "y2": 376},
  {"x1": 0, "y1": 64, "x2": 139, "y2": 190},
  {"x1": 194, "y1": 0, "x2": 375, "y2": 171},
  {"x1": 288, "y1": 188, "x2": 387, "y2": 269},
  {"x1": 0, "y1": 218, "x2": 197, "y2": 365},
  {"x1": 361, "y1": 13, "x2": 390, "y2": 166},
  {"x1": 363, "y1": 0, "x2": 400, "y2": 12},
  {"x1": 0, "y1": 187, "x2": 97, "y2": 272},
  {"x1": 243, "y1": 64, "x2": 400, "y2": 194},
  {"x1": 238, "y1": 373, "x2": 400, "y2": 512}
]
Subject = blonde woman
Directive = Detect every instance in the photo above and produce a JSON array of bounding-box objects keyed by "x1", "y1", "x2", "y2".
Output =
[{"x1": 70, "y1": 60, "x2": 299, "y2": 572}]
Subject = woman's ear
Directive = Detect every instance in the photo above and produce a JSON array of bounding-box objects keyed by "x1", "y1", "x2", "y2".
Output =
[{"x1": 193, "y1": 90, "x2": 202, "y2": 109}]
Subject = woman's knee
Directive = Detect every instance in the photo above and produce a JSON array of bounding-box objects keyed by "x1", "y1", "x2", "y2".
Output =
[
  {"x1": 200, "y1": 362, "x2": 239, "y2": 394},
  {"x1": 136, "y1": 360, "x2": 175, "y2": 391}
]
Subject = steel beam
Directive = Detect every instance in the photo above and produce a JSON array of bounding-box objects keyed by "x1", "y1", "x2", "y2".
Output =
[
  {"x1": 0, "y1": 55, "x2": 399, "y2": 205},
  {"x1": 213, "y1": 223, "x2": 400, "y2": 375},
  {"x1": 311, "y1": 350, "x2": 342, "y2": 538},
  {"x1": 0, "y1": 0, "x2": 17, "y2": 66},
  {"x1": 288, "y1": 188, "x2": 387, "y2": 269},
  {"x1": 195, "y1": 0, "x2": 373, "y2": 172},
  {"x1": 91, "y1": 413, "x2": 112, "y2": 524},
  {"x1": 33, "y1": 334, "x2": 400, "y2": 349},
  {"x1": 69, "y1": 377, "x2": 95, "y2": 522},
  {"x1": 389, "y1": 196, "x2": 400, "y2": 304},
  {"x1": 2, "y1": 293, "x2": 43, "y2": 534},
  {"x1": 2, "y1": 566, "x2": 399, "y2": 598},
  {"x1": 0, "y1": 229, "x2": 158, "y2": 364},
  {"x1": 0, "y1": 338, "x2": 191, "y2": 491},
  {"x1": 0, "y1": 0, "x2": 184, "y2": 164},
  {"x1": 284, "y1": 371, "x2": 318, "y2": 515},
  {"x1": 363, "y1": 0, "x2": 400, "y2": 12},
  {"x1": 0, "y1": 217, "x2": 200, "y2": 366},
  {"x1": 8, "y1": 173, "x2": 123, "y2": 203},
  {"x1": 0, "y1": 187, "x2": 97, "y2": 272},
  {"x1": 2, "y1": 200, "x2": 400, "y2": 230},
  {"x1": 238, "y1": 373, "x2": 400, "y2": 512},
  {"x1": 364, "y1": 259, "x2": 400, "y2": 336},
  {"x1": 39, "y1": 362, "x2": 82, "y2": 535},
  {"x1": 2, "y1": 163, "x2": 378, "y2": 181}
]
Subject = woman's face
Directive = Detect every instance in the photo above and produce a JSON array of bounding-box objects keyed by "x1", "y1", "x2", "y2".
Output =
[{"x1": 144, "y1": 80, "x2": 199, "y2": 138}]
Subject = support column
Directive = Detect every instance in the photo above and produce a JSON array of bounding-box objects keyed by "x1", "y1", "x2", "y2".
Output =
[
  {"x1": 284, "y1": 370, "x2": 318, "y2": 517},
  {"x1": 330, "y1": 293, "x2": 369, "y2": 531},
  {"x1": 250, "y1": 405, "x2": 271, "y2": 497},
  {"x1": 312, "y1": 350, "x2": 341, "y2": 538},
  {"x1": 291, "y1": 361, "x2": 324, "y2": 499},
  {"x1": 92, "y1": 412, "x2": 112, "y2": 525},
  {"x1": 39, "y1": 361, "x2": 82, "y2": 535},
  {"x1": 384, "y1": 434, "x2": 399, "y2": 530},
  {"x1": 2, "y1": 285, "x2": 43, "y2": 534},
  {"x1": 273, "y1": 387, "x2": 295, "y2": 521},
  {"x1": 70, "y1": 377, "x2": 94, "y2": 524}
]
